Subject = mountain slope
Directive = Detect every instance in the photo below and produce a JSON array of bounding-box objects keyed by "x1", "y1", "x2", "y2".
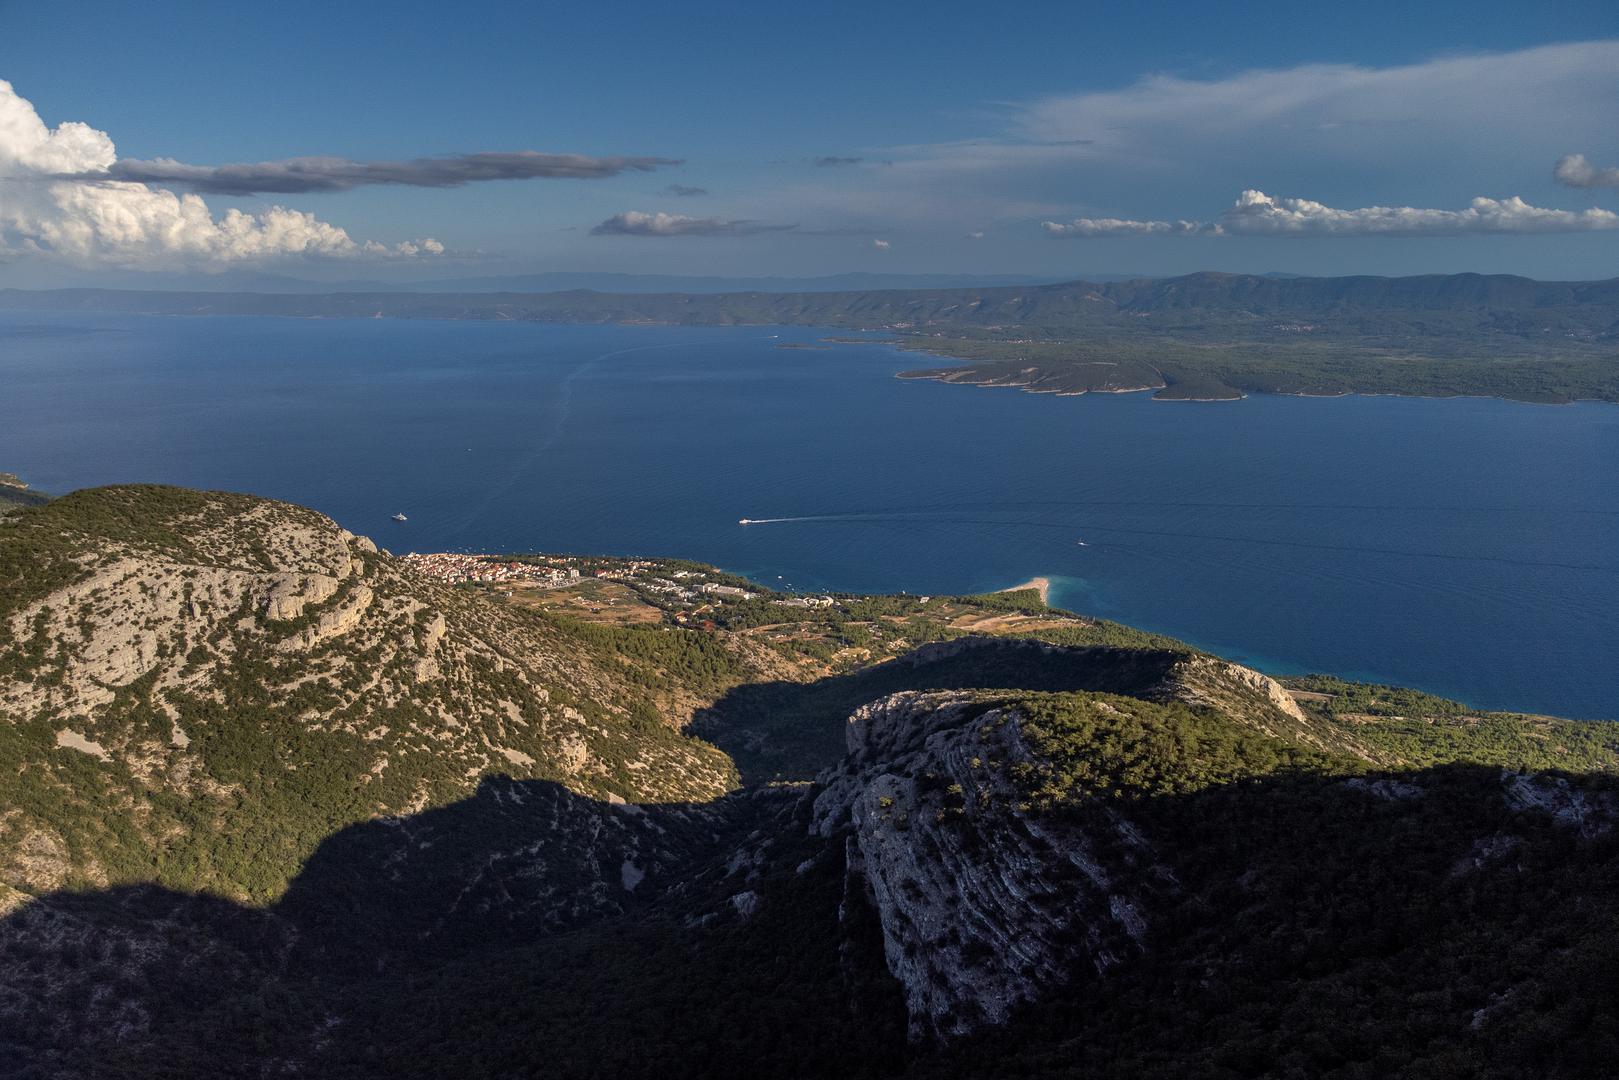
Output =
[
  {"x1": 0, "y1": 485, "x2": 736, "y2": 905},
  {"x1": 7, "y1": 683, "x2": 1615, "y2": 1078},
  {"x1": 3, "y1": 484, "x2": 1618, "y2": 1078}
]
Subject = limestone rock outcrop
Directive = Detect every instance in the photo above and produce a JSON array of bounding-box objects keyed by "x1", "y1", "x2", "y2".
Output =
[
  {"x1": 814, "y1": 691, "x2": 1168, "y2": 1039},
  {"x1": 0, "y1": 486, "x2": 736, "y2": 899}
]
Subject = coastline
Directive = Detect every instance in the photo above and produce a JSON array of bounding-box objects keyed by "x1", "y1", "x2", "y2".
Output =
[
  {"x1": 3, "y1": 306, "x2": 1606, "y2": 406},
  {"x1": 1000, "y1": 576, "x2": 1053, "y2": 604},
  {"x1": 890, "y1": 355, "x2": 1604, "y2": 407},
  {"x1": 891, "y1": 365, "x2": 1602, "y2": 407}
]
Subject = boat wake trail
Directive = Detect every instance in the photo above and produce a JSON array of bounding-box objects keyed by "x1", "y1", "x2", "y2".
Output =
[
  {"x1": 734, "y1": 508, "x2": 1619, "y2": 575},
  {"x1": 739, "y1": 515, "x2": 855, "y2": 525},
  {"x1": 738, "y1": 497, "x2": 1619, "y2": 520},
  {"x1": 446, "y1": 336, "x2": 765, "y2": 542}
]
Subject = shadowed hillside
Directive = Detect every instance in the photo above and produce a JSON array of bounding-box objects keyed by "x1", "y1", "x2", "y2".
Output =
[
  {"x1": 4, "y1": 484, "x2": 1619, "y2": 1078},
  {"x1": 5, "y1": 743, "x2": 1617, "y2": 1078}
]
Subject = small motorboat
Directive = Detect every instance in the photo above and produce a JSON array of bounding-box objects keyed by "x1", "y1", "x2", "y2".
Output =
[{"x1": 392, "y1": 513, "x2": 408, "y2": 523}]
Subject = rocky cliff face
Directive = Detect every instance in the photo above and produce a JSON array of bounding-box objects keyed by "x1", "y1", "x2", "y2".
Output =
[
  {"x1": 813, "y1": 691, "x2": 1169, "y2": 1038},
  {"x1": 806, "y1": 681, "x2": 1619, "y2": 1044}
]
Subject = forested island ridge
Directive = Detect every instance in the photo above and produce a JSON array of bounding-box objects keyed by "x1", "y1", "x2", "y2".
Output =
[{"x1": 5, "y1": 269, "x2": 1618, "y2": 403}]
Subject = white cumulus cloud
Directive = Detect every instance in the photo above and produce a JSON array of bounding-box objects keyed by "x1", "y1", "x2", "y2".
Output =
[
  {"x1": 589, "y1": 211, "x2": 794, "y2": 237},
  {"x1": 0, "y1": 79, "x2": 441, "y2": 267},
  {"x1": 1223, "y1": 190, "x2": 1619, "y2": 235},
  {"x1": 1043, "y1": 190, "x2": 1619, "y2": 239},
  {"x1": 847, "y1": 42, "x2": 1619, "y2": 238},
  {"x1": 1042, "y1": 217, "x2": 1210, "y2": 238},
  {"x1": 1554, "y1": 153, "x2": 1619, "y2": 190}
]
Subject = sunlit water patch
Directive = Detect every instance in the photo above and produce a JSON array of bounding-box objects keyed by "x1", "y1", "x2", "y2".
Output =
[{"x1": 3, "y1": 313, "x2": 1615, "y2": 718}]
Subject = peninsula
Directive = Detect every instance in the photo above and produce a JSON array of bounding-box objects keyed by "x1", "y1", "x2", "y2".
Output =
[{"x1": 5, "y1": 270, "x2": 1618, "y2": 403}]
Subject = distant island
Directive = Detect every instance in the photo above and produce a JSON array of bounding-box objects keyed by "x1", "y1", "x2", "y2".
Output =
[
  {"x1": 0, "y1": 472, "x2": 49, "y2": 515},
  {"x1": 4, "y1": 270, "x2": 1617, "y2": 403}
]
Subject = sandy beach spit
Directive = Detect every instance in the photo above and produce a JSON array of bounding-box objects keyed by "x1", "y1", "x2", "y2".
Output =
[{"x1": 1000, "y1": 577, "x2": 1052, "y2": 604}]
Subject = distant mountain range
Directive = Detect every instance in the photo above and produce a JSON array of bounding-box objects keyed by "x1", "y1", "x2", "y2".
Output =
[
  {"x1": 5, "y1": 268, "x2": 1617, "y2": 315},
  {"x1": 0, "y1": 268, "x2": 1110, "y2": 295},
  {"x1": 4, "y1": 270, "x2": 1617, "y2": 402},
  {"x1": 405, "y1": 270, "x2": 1094, "y2": 294}
]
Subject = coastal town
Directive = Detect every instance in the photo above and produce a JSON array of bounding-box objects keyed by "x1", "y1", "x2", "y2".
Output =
[
  {"x1": 400, "y1": 551, "x2": 585, "y2": 587},
  {"x1": 400, "y1": 550, "x2": 842, "y2": 624}
]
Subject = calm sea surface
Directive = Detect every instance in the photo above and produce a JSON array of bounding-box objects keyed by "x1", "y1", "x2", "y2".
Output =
[{"x1": 3, "y1": 313, "x2": 1615, "y2": 719}]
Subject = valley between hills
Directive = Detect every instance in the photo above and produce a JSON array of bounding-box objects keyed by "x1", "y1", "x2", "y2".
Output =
[{"x1": 3, "y1": 483, "x2": 1618, "y2": 1078}]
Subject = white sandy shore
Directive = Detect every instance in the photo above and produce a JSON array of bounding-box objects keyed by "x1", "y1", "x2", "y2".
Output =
[{"x1": 999, "y1": 577, "x2": 1052, "y2": 604}]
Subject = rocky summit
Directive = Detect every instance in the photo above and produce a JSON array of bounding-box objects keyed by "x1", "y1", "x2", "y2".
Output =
[{"x1": 3, "y1": 485, "x2": 1618, "y2": 1079}]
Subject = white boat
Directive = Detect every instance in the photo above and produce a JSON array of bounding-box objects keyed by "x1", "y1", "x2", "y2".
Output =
[
  {"x1": 392, "y1": 513, "x2": 408, "y2": 522},
  {"x1": 1076, "y1": 539, "x2": 1087, "y2": 546},
  {"x1": 739, "y1": 518, "x2": 753, "y2": 525}
]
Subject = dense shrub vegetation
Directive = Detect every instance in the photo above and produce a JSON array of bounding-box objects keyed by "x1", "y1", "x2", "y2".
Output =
[
  {"x1": 6, "y1": 484, "x2": 1619, "y2": 1078},
  {"x1": 1014, "y1": 691, "x2": 1355, "y2": 803},
  {"x1": 1288, "y1": 674, "x2": 1619, "y2": 773}
]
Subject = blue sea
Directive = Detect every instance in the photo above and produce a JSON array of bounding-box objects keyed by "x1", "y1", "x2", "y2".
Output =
[{"x1": 3, "y1": 312, "x2": 1615, "y2": 719}]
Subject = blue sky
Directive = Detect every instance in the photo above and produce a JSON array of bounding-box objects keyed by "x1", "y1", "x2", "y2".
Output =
[{"x1": 2, "y1": 0, "x2": 1618, "y2": 283}]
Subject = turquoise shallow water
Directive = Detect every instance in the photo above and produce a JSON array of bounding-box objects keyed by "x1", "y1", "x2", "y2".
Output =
[{"x1": 2, "y1": 312, "x2": 1615, "y2": 718}]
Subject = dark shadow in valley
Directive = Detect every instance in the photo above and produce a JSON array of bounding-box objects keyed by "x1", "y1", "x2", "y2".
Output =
[
  {"x1": 690, "y1": 637, "x2": 1187, "y2": 783},
  {"x1": 911, "y1": 762, "x2": 1619, "y2": 1080},
  {"x1": 0, "y1": 773, "x2": 907, "y2": 1080},
  {"x1": 3, "y1": 760, "x2": 1618, "y2": 1079}
]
